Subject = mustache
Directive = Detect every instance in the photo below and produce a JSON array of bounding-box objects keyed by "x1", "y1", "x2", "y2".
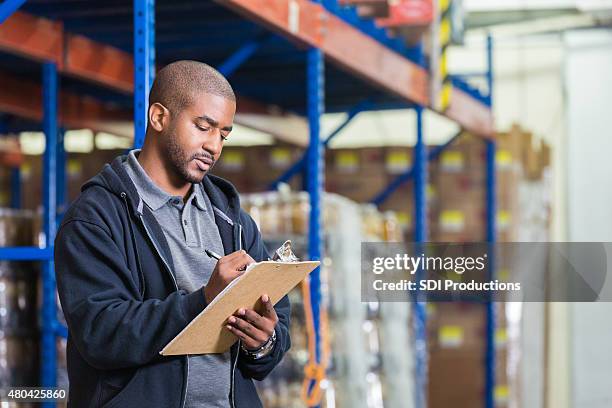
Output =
[{"x1": 191, "y1": 152, "x2": 215, "y2": 165}]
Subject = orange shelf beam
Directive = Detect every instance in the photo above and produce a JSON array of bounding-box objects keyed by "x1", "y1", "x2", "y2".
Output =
[
  {"x1": 0, "y1": 11, "x2": 63, "y2": 65},
  {"x1": 218, "y1": 0, "x2": 493, "y2": 136},
  {"x1": 0, "y1": 7, "x2": 493, "y2": 136},
  {"x1": 0, "y1": 70, "x2": 133, "y2": 136}
]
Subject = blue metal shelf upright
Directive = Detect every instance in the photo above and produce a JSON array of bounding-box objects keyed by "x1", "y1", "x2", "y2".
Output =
[
  {"x1": 0, "y1": 44, "x2": 66, "y2": 408},
  {"x1": 484, "y1": 33, "x2": 497, "y2": 408},
  {"x1": 369, "y1": 34, "x2": 496, "y2": 408}
]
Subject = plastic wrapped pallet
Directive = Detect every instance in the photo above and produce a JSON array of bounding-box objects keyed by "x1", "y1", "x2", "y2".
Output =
[
  {"x1": 0, "y1": 209, "x2": 41, "y2": 396},
  {"x1": 245, "y1": 191, "x2": 414, "y2": 407},
  {"x1": 325, "y1": 194, "x2": 370, "y2": 408}
]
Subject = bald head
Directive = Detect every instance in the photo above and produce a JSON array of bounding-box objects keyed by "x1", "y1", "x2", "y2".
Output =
[{"x1": 148, "y1": 60, "x2": 235, "y2": 114}]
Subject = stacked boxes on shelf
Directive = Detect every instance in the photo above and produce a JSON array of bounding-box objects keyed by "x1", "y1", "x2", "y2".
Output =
[
  {"x1": 431, "y1": 125, "x2": 551, "y2": 243},
  {"x1": 426, "y1": 125, "x2": 552, "y2": 408},
  {"x1": 10, "y1": 149, "x2": 126, "y2": 211},
  {"x1": 0, "y1": 210, "x2": 41, "y2": 396},
  {"x1": 212, "y1": 144, "x2": 304, "y2": 192},
  {"x1": 325, "y1": 148, "x2": 388, "y2": 203},
  {"x1": 378, "y1": 146, "x2": 438, "y2": 239},
  {"x1": 427, "y1": 302, "x2": 511, "y2": 408}
]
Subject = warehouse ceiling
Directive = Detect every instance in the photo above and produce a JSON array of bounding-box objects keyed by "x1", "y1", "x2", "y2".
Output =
[{"x1": 464, "y1": 0, "x2": 612, "y2": 32}]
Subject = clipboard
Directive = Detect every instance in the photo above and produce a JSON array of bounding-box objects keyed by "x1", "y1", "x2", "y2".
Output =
[{"x1": 160, "y1": 260, "x2": 320, "y2": 356}]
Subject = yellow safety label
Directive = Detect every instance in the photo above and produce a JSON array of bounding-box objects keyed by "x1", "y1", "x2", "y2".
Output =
[
  {"x1": 496, "y1": 150, "x2": 513, "y2": 168},
  {"x1": 270, "y1": 148, "x2": 292, "y2": 169},
  {"x1": 395, "y1": 211, "x2": 412, "y2": 228},
  {"x1": 427, "y1": 184, "x2": 436, "y2": 201},
  {"x1": 427, "y1": 303, "x2": 437, "y2": 315},
  {"x1": 497, "y1": 210, "x2": 511, "y2": 229},
  {"x1": 446, "y1": 270, "x2": 462, "y2": 282},
  {"x1": 439, "y1": 325, "x2": 464, "y2": 348},
  {"x1": 495, "y1": 328, "x2": 508, "y2": 347},
  {"x1": 222, "y1": 151, "x2": 245, "y2": 171},
  {"x1": 335, "y1": 151, "x2": 359, "y2": 173},
  {"x1": 498, "y1": 268, "x2": 510, "y2": 282},
  {"x1": 440, "y1": 210, "x2": 465, "y2": 232},
  {"x1": 385, "y1": 151, "x2": 411, "y2": 174},
  {"x1": 20, "y1": 162, "x2": 32, "y2": 178},
  {"x1": 440, "y1": 151, "x2": 464, "y2": 172},
  {"x1": 67, "y1": 159, "x2": 82, "y2": 176},
  {"x1": 494, "y1": 385, "x2": 510, "y2": 403}
]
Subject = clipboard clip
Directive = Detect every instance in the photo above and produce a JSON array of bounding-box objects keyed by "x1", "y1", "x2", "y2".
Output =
[{"x1": 271, "y1": 240, "x2": 299, "y2": 263}]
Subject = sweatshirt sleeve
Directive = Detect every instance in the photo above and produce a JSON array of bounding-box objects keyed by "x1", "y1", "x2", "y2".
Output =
[
  {"x1": 236, "y1": 210, "x2": 292, "y2": 380},
  {"x1": 55, "y1": 218, "x2": 206, "y2": 370}
]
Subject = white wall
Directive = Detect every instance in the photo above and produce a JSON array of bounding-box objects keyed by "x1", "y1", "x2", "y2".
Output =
[
  {"x1": 565, "y1": 29, "x2": 612, "y2": 241},
  {"x1": 564, "y1": 28, "x2": 612, "y2": 408},
  {"x1": 449, "y1": 34, "x2": 568, "y2": 242}
]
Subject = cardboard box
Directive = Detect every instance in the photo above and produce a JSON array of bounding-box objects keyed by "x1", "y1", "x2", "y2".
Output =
[
  {"x1": 435, "y1": 132, "x2": 486, "y2": 171},
  {"x1": 427, "y1": 302, "x2": 512, "y2": 407},
  {"x1": 378, "y1": 181, "x2": 438, "y2": 235},
  {"x1": 384, "y1": 146, "x2": 413, "y2": 175},
  {"x1": 240, "y1": 145, "x2": 304, "y2": 192},
  {"x1": 246, "y1": 145, "x2": 303, "y2": 172},
  {"x1": 428, "y1": 348, "x2": 484, "y2": 408},
  {"x1": 435, "y1": 165, "x2": 520, "y2": 199},
  {"x1": 541, "y1": 141, "x2": 551, "y2": 168},
  {"x1": 428, "y1": 303, "x2": 486, "y2": 351},
  {"x1": 328, "y1": 148, "x2": 361, "y2": 174},
  {"x1": 327, "y1": 147, "x2": 385, "y2": 175},
  {"x1": 435, "y1": 201, "x2": 484, "y2": 231},
  {"x1": 428, "y1": 345, "x2": 511, "y2": 408},
  {"x1": 432, "y1": 208, "x2": 519, "y2": 242},
  {"x1": 496, "y1": 125, "x2": 527, "y2": 166},
  {"x1": 20, "y1": 156, "x2": 42, "y2": 211},
  {"x1": 360, "y1": 147, "x2": 385, "y2": 172},
  {"x1": 216, "y1": 147, "x2": 248, "y2": 173},
  {"x1": 325, "y1": 172, "x2": 388, "y2": 203}
]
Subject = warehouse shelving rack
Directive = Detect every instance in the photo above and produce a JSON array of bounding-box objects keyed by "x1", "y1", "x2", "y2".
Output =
[
  {"x1": 0, "y1": 1, "x2": 494, "y2": 407},
  {"x1": 367, "y1": 35, "x2": 497, "y2": 408}
]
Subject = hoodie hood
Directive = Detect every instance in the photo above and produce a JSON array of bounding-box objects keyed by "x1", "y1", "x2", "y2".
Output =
[{"x1": 81, "y1": 154, "x2": 242, "y2": 222}]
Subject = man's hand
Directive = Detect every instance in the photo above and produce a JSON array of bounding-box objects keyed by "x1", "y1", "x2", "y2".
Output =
[
  {"x1": 226, "y1": 294, "x2": 278, "y2": 350},
  {"x1": 203, "y1": 250, "x2": 255, "y2": 304}
]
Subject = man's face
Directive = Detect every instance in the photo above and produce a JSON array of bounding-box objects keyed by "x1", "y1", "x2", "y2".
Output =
[{"x1": 163, "y1": 92, "x2": 236, "y2": 184}]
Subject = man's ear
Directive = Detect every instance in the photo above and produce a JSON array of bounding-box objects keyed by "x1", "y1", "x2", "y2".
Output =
[{"x1": 148, "y1": 102, "x2": 170, "y2": 132}]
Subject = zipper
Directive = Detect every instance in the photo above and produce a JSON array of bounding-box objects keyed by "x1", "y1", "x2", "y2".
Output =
[
  {"x1": 230, "y1": 223, "x2": 243, "y2": 408},
  {"x1": 134, "y1": 205, "x2": 189, "y2": 408},
  {"x1": 137, "y1": 212, "x2": 179, "y2": 290},
  {"x1": 231, "y1": 340, "x2": 239, "y2": 408},
  {"x1": 119, "y1": 193, "x2": 145, "y2": 298},
  {"x1": 184, "y1": 354, "x2": 190, "y2": 408},
  {"x1": 238, "y1": 224, "x2": 243, "y2": 251}
]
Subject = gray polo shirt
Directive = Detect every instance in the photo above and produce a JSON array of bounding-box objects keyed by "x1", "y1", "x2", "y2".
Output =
[{"x1": 123, "y1": 150, "x2": 230, "y2": 408}]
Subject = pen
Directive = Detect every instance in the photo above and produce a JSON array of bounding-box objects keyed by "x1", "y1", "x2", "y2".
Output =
[{"x1": 205, "y1": 249, "x2": 223, "y2": 261}]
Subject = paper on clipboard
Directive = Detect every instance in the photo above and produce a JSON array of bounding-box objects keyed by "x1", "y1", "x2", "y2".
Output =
[{"x1": 160, "y1": 260, "x2": 320, "y2": 356}]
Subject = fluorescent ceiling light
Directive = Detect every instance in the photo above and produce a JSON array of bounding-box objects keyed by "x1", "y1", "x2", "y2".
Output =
[
  {"x1": 465, "y1": 0, "x2": 576, "y2": 12},
  {"x1": 468, "y1": 13, "x2": 597, "y2": 37},
  {"x1": 576, "y1": 0, "x2": 612, "y2": 11}
]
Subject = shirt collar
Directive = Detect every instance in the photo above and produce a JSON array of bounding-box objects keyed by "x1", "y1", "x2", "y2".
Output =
[
  {"x1": 191, "y1": 183, "x2": 208, "y2": 212},
  {"x1": 125, "y1": 149, "x2": 200, "y2": 212}
]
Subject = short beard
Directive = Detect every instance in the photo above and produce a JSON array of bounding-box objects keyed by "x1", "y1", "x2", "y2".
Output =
[{"x1": 164, "y1": 132, "x2": 215, "y2": 184}]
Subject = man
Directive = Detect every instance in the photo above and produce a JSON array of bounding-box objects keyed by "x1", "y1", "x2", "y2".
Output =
[{"x1": 55, "y1": 60, "x2": 291, "y2": 408}]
